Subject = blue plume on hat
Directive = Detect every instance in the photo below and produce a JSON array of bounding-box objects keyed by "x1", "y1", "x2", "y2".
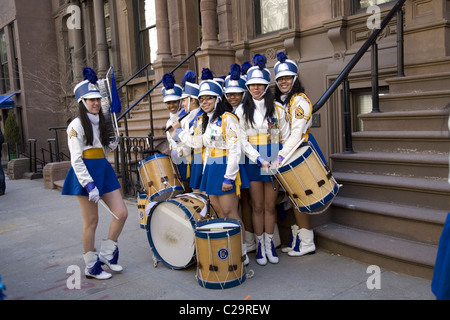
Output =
[
  {"x1": 83, "y1": 67, "x2": 98, "y2": 84},
  {"x1": 241, "y1": 61, "x2": 252, "y2": 76},
  {"x1": 277, "y1": 51, "x2": 288, "y2": 63},
  {"x1": 201, "y1": 68, "x2": 214, "y2": 81},
  {"x1": 162, "y1": 73, "x2": 176, "y2": 90},
  {"x1": 229, "y1": 64, "x2": 241, "y2": 81},
  {"x1": 182, "y1": 71, "x2": 197, "y2": 87},
  {"x1": 252, "y1": 54, "x2": 267, "y2": 70}
]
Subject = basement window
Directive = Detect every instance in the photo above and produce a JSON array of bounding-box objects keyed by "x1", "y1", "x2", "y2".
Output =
[{"x1": 353, "y1": 88, "x2": 388, "y2": 131}]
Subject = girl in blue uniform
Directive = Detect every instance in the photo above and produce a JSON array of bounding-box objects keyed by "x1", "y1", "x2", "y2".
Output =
[
  {"x1": 235, "y1": 55, "x2": 290, "y2": 265},
  {"x1": 198, "y1": 77, "x2": 250, "y2": 264},
  {"x1": 62, "y1": 68, "x2": 128, "y2": 280}
]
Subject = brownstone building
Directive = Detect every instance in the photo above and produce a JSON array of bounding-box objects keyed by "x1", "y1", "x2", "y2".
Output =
[{"x1": 1, "y1": 0, "x2": 449, "y2": 279}]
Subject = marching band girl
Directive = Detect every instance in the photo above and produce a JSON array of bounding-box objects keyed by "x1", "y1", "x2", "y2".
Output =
[
  {"x1": 198, "y1": 77, "x2": 250, "y2": 264},
  {"x1": 224, "y1": 63, "x2": 255, "y2": 253},
  {"x1": 170, "y1": 71, "x2": 204, "y2": 192},
  {"x1": 235, "y1": 54, "x2": 289, "y2": 265},
  {"x1": 162, "y1": 73, "x2": 190, "y2": 190},
  {"x1": 62, "y1": 68, "x2": 128, "y2": 280},
  {"x1": 273, "y1": 52, "x2": 319, "y2": 257}
]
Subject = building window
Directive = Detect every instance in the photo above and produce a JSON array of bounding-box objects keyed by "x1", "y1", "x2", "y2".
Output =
[
  {"x1": 353, "y1": 0, "x2": 395, "y2": 13},
  {"x1": 135, "y1": 0, "x2": 158, "y2": 69},
  {"x1": 353, "y1": 88, "x2": 388, "y2": 131},
  {"x1": 254, "y1": 0, "x2": 288, "y2": 36},
  {"x1": 0, "y1": 29, "x2": 10, "y2": 93}
]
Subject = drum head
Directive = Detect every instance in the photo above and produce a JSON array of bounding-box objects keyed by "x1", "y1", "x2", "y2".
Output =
[{"x1": 146, "y1": 200, "x2": 196, "y2": 269}]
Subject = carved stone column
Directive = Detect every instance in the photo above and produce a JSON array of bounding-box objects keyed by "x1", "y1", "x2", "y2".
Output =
[
  {"x1": 93, "y1": 0, "x2": 109, "y2": 77},
  {"x1": 197, "y1": 0, "x2": 235, "y2": 77}
]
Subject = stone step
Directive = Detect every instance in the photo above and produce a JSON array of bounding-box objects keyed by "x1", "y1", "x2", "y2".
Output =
[
  {"x1": 359, "y1": 109, "x2": 449, "y2": 132},
  {"x1": 331, "y1": 152, "x2": 448, "y2": 180},
  {"x1": 330, "y1": 196, "x2": 446, "y2": 245},
  {"x1": 379, "y1": 89, "x2": 450, "y2": 111},
  {"x1": 315, "y1": 223, "x2": 438, "y2": 279},
  {"x1": 386, "y1": 72, "x2": 450, "y2": 94},
  {"x1": 352, "y1": 130, "x2": 449, "y2": 154},
  {"x1": 333, "y1": 171, "x2": 450, "y2": 211}
]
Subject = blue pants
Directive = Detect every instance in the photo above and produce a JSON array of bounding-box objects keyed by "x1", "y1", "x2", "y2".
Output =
[{"x1": 432, "y1": 213, "x2": 450, "y2": 300}]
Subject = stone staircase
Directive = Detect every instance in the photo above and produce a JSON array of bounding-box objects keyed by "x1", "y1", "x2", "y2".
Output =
[{"x1": 315, "y1": 67, "x2": 450, "y2": 280}]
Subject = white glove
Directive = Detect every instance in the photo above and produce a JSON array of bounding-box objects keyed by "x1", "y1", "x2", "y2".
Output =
[
  {"x1": 85, "y1": 182, "x2": 100, "y2": 203},
  {"x1": 108, "y1": 138, "x2": 120, "y2": 151}
]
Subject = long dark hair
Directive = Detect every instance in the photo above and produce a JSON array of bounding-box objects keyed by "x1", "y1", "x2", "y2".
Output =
[
  {"x1": 274, "y1": 78, "x2": 305, "y2": 105},
  {"x1": 241, "y1": 86, "x2": 276, "y2": 128},
  {"x1": 78, "y1": 102, "x2": 109, "y2": 146},
  {"x1": 201, "y1": 98, "x2": 233, "y2": 134}
]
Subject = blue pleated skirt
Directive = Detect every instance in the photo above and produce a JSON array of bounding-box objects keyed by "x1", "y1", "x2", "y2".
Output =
[
  {"x1": 244, "y1": 143, "x2": 281, "y2": 183},
  {"x1": 200, "y1": 155, "x2": 250, "y2": 196},
  {"x1": 189, "y1": 151, "x2": 203, "y2": 190},
  {"x1": 62, "y1": 158, "x2": 121, "y2": 196}
]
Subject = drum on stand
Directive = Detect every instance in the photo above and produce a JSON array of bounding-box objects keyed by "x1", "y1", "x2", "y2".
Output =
[
  {"x1": 137, "y1": 193, "x2": 149, "y2": 230},
  {"x1": 272, "y1": 144, "x2": 339, "y2": 215},
  {"x1": 146, "y1": 193, "x2": 215, "y2": 270},
  {"x1": 195, "y1": 219, "x2": 246, "y2": 289},
  {"x1": 138, "y1": 153, "x2": 184, "y2": 202}
]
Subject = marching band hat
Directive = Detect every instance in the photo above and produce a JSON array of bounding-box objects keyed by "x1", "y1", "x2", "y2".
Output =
[
  {"x1": 162, "y1": 73, "x2": 182, "y2": 103},
  {"x1": 246, "y1": 54, "x2": 271, "y2": 86},
  {"x1": 274, "y1": 52, "x2": 298, "y2": 80},
  {"x1": 198, "y1": 80, "x2": 223, "y2": 99},
  {"x1": 225, "y1": 64, "x2": 247, "y2": 94},
  {"x1": 74, "y1": 68, "x2": 102, "y2": 103},
  {"x1": 181, "y1": 71, "x2": 199, "y2": 99}
]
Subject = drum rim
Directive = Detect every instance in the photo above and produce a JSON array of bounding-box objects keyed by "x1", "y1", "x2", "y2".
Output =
[
  {"x1": 148, "y1": 186, "x2": 185, "y2": 202},
  {"x1": 138, "y1": 153, "x2": 169, "y2": 168},
  {"x1": 146, "y1": 198, "x2": 199, "y2": 270},
  {"x1": 277, "y1": 146, "x2": 313, "y2": 174},
  {"x1": 195, "y1": 218, "x2": 241, "y2": 239},
  {"x1": 197, "y1": 273, "x2": 246, "y2": 290},
  {"x1": 296, "y1": 183, "x2": 339, "y2": 213}
]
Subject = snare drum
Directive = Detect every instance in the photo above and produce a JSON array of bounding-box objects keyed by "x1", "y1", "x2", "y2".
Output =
[
  {"x1": 273, "y1": 144, "x2": 339, "y2": 215},
  {"x1": 146, "y1": 193, "x2": 215, "y2": 270},
  {"x1": 195, "y1": 219, "x2": 246, "y2": 289},
  {"x1": 138, "y1": 153, "x2": 184, "y2": 202}
]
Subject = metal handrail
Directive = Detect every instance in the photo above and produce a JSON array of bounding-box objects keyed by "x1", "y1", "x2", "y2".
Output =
[
  {"x1": 313, "y1": 0, "x2": 406, "y2": 114},
  {"x1": 117, "y1": 47, "x2": 201, "y2": 122}
]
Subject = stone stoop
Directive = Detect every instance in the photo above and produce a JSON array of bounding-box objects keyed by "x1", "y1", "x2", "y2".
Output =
[{"x1": 316, "y1": 69, "x2": 450, "y2": 280}]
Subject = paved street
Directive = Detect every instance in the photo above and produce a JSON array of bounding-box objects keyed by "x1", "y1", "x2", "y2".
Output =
[{"x1": 0, "y1": 176, "x2": 435, "y2": 302}]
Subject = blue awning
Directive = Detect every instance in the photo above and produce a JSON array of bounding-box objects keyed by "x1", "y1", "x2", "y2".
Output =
[{"x1": 0, "y1": 92, "x2": 21, "y2": 108}]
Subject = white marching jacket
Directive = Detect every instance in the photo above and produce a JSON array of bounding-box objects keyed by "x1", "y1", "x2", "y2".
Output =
[
  {"x1": 67, "y1": 117, "x2": 106, "y2": 188},
  {"x1": 235, "y1": 98, "x2": 289, "y2": 163},
  {"x1": 278, "y1": 93, "x2": 313, "y2": 159},
  {"x1": 203, "y1": 112, "x2": 242, "y2": 181}
]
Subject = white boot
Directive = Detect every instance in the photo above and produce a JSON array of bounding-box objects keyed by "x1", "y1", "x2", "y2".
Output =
[
  {"x1": 242, "y1": 243, "x2": 249, "y2": 266},
  {"x1": 245, "y1": 231, "x2": 256, "y2": 253},
  {"x1": 83, "y1": 251, "x2": 112, "y2": 280},
  {"x1": 255, "y1": 234, "x2": 267, "y2": 265},
  {"x1": 282, "y1": 225, "x2": 300, "y2": 253},
  {"x1": 264, "y1": 233, "x2": 279, "y2": 264},
  {"x1": 288, "y1": 228, "x2": 316, "y2": 257},
  {"x1": 99, "y1": 240, "x2": 123, "y2": 272}
]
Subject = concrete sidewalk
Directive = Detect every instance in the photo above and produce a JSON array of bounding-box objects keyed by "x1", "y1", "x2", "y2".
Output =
[{"x1": 0, "y1": 177, "x2": 435, "y2": 301}]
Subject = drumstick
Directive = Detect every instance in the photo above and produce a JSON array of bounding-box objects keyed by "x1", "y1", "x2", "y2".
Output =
[
  {"x1": 99, "y1": 199, "x2": 120, "y2": 220},
  {"x1": 164, "y1": 112, "x2": 190, "y2": 133},
  {"x1": 197, "y1": 227, "x2": 236, "y2": 232}
]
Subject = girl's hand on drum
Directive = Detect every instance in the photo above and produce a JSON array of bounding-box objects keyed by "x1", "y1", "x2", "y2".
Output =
[{"x1": 270, "y1": 160, "x2": 281, "y2": 170}]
